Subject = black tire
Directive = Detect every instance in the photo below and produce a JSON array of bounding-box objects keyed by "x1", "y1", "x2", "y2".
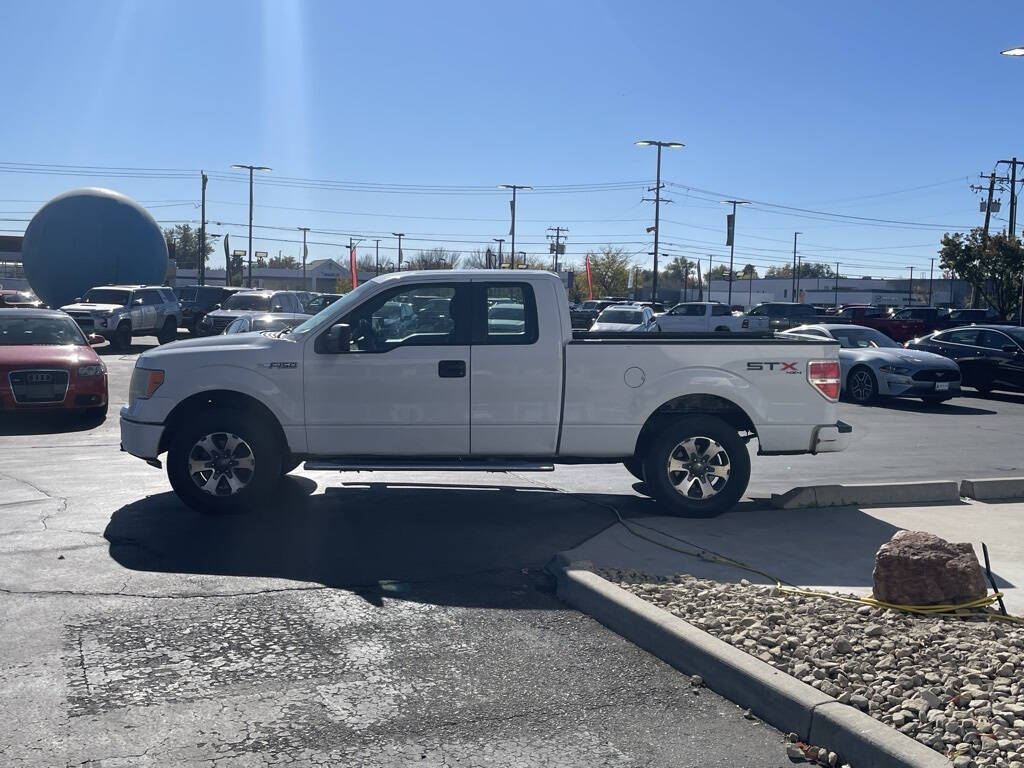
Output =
[
  {"x1": 640, "y1": 416, "x2": 750, "y2": 518},
  {"x1": 111, "y1": 322, "x2": 131, "y2": 351},
  {"x1": 623, "y1": 457, "x2": 645, "y2": 482},
  {"x1": 166, "y1": 408, "x2": 282, "y2": 513},
  {"x1": 83, "y1": 403, "x2": 108, "y2": 423},
  {"x1": 847, "y1": 366, "x2": 878, "y2": 404},
  {"x1": 157, "y1": 318, "x2": 177, "y2": 345},
  {"x1": 282, "y1": 454, "x2": 302, "y2": 475},
  {"x1": 975, "y1": 378, "x2": 994, "y2": 395},
  {"x1": 921, "y1": 396, "x2": 951, "y2": 406}
]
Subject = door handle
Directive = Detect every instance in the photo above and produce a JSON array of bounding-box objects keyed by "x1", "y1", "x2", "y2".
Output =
[{"x1": 438, "y1": 359, "x2": 466, "y2": 378}]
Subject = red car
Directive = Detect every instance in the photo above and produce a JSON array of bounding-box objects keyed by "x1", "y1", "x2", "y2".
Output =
[
  {"x1": 832, "y1": 305, "x2": 928, "y2": 342},
  {"x1": 0, "y1": 309, "x2": 108, "y2": 419}
]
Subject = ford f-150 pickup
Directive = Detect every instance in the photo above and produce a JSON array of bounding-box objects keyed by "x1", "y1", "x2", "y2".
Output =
[{"x1": 121, "y1": 271, "x2": 850, "y2": 517}]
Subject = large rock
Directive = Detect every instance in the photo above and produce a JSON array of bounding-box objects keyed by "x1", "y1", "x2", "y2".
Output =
[{"x1": 872, "y1": 530, "x2": 987, "y2": 606}]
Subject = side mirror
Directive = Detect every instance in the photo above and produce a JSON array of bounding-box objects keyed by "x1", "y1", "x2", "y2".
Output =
[
  {"x1": 212, "y1": 304, "x2": 221, "y2": 311},
  {"x1": 133, "y1": 298, "x2": 144, "y2": 306},
  {"x1": 1003, "y1": 344, "x2": 1019, "y2": 354},
  {"x1": 316, "y1": 323, "x2": 351, "y2": 354},
  {"x1": 87, "y1": 333, "x2": 104, "y2": 346},
  {"x1": 74, "y1": 297, "x2": 82, "y2": 303}
]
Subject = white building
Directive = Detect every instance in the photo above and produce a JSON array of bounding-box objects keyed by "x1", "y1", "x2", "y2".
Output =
[{"x1": 175, "y1": 259, "x2": 375, "y2": 292}]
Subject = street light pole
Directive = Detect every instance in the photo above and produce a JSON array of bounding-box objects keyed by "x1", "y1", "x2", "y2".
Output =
[
  {"x1": 493, "y1": 238, "x2": 505, "y2": 269},
  {"x1": 392, "y1": 233, "x2": 405, "y2": 270},
  {"x1": 835, "y1": 262, "x2": 840, "y2": 308},
  {"x1": 231, "y1": 163, "x2": 271, "y2": 288},
  {"x1": 791, "y1": 231, "x2": 802, "y2": 300},
  {"x1": 907, "y1": 266, "x2": 914, "y2": 304},
  {"x1": 998, "y1": 46, "x2": 1024, "y2": 321},
  {"x1": 929, "y1": 257, "x2": 934, "y2": 306},
  {"x1": 298, "y1": 227, "x2": 309, "y2": 290},
  {"x1": 499, "y1": 184, "x2": 532, "y2": 272},
  {"x1": 721, "y1": 199, "x2": 750, "y2": 305},
  {"x1": 636, "y1": 140, "x2": 684, "y2": 302},
  {"x1": 374, "y1": 239, "x2": 380, "y2": 275}
]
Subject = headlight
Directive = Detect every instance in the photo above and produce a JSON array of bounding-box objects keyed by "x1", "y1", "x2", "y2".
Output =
[
  {"x1": 128, "y1": 367, "x2": 164, "y2": 404},
  {"x1": 77, "y1": 363, "x2": 106, "y2": 377},
  {"x1": 879, "y1": 365, "x2": 912, "y2": 376}
]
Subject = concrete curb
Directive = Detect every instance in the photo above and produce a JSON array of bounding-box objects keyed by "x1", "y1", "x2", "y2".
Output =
[
  {"x1": 771, "y1": 481, "x2": 961, "y2": 510},
  {"x1": 552, "y1": 567, "x2": 951, "y2": 768},
  {"x1": 960, "y1": 477, "x2": 1024, "y2": 502}
]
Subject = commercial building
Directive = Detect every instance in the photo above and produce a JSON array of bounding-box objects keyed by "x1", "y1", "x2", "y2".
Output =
[{"x1": 175, "y1": 259, "x2": 375, "y2": 292}]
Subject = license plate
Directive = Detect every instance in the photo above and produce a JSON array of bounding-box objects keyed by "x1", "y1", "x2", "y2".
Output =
[{"x1": 935, "y1": 382, "x2": 949, "y2": 391}]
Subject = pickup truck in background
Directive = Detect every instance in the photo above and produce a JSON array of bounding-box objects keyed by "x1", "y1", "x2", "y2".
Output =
[
  {"x1": 655, "y1": 302, "x2": 770, "y2": 333},
  {"x1": 120, "y1": 271, "x2": 850, "y2": 518},
  {"x1": 747, "y1": 302, "x2": 836, "y2": 331},
  {"x1": 832, "y1": 305, "x2": 927, "y2": 342}
]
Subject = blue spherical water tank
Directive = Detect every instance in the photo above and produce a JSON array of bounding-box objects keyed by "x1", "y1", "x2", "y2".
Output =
[{"x1": 22, "y1": 187, "x2": 168, "y2": 308}]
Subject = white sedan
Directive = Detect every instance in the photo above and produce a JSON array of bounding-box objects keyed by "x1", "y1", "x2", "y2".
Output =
[{"x1": 590, "y1": 305, "x2": 658, "y2": 332}]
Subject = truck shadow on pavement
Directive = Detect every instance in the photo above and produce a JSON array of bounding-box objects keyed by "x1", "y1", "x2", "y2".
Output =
[
  {"x1": 0, "y1": 411, "x2": 102, "y2": 435},
  {"x1": 103, "y1": 477, "x2": 659, "y2": 607},
  {"x1": 851, "y1": 399, "x2": 997, "y2": 416}
]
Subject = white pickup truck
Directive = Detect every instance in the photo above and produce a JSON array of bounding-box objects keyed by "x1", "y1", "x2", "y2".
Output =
[
  {"x1": 656, "y1": 301, "x2": 770, "y2": 333},
  {"x1": 121, "y1": 271, "x2": 850, "y2": 517}
]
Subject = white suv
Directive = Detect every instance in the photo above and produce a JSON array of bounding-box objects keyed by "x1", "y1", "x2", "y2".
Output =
[{"x1": 61, "y1": 285, "x2": 182, "y2": 350}]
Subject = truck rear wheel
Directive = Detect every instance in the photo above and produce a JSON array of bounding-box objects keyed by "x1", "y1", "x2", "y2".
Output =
[
  {"x1": 157, "y1": 317, "x2": 177, "y2": 345},
  {"x1": 166, "y1": 408, "x2": 282, "y2": 513},
  {"x1": 641, "y1": 416, "x2": 750, "y2": 518},
  {"x1": 622, "y1": 457, "x2": 645, "y2": 483}
]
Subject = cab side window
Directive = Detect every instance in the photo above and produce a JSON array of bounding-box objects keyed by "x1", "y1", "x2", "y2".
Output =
[
  {"x1": 343, "y1": 284, "x2": 466, "y2": 352},
  {"x1": 711, "y1": 304, "x2": 731, "y2": 316}
]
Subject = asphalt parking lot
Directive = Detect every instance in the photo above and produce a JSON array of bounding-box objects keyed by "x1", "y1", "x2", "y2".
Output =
[{"x1": 3, "y1": 336, "x2": 1023, "y2": 766}]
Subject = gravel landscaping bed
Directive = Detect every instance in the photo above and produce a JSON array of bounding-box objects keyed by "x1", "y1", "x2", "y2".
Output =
[{"x1": 600, "y1": 568, "x2": 1024, "y2": 768}]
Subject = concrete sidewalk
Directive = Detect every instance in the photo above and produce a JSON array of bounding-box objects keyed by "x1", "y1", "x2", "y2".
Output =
[{"x1": 558, "y1": 499, "x2": 1024, "y2": 614}]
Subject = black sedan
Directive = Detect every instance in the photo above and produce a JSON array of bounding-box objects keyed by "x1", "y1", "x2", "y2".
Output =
[{"x1": 905, "y1": 325, "x2": 1024, "y2": 395}]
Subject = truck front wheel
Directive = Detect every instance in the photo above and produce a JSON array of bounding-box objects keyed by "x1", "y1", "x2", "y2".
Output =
[
  {"x1": 166, "y1": 408, "x2": 282, "y2": 513},
  {"x1": 641, "y1": 416, "x2": 750, "y2": 518}
]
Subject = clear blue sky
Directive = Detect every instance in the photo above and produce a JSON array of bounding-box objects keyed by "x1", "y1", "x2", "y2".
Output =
[{"x1": 4, "y1": 0, "x2": 1024, "y2": 279}]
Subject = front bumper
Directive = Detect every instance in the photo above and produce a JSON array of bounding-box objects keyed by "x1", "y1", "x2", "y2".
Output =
[
  {"x1": 0, "y1": 374, "x2": 107, "y2": 412},
  {"x1": 120, "y1": 410, "x2": 164, "y2": 459},
  {"x1": 880, "y1": 376, "x2": 961, "y2": 397},
  {"x1": 812, "y1": 420, "x2": 852, "y2": 453}
]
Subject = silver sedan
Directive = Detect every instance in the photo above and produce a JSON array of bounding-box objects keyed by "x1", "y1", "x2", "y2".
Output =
[{"x1": 782, "y1": 324, "x2": 961, "y2": 405}]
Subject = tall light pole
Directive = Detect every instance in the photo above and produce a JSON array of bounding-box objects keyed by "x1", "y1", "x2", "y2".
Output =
[
  {"x1": 493, "y1": 238, "x2": 505, "y2": 269},
  {"x1": 636, "y1": 140, "x2": 684, "y2": 302},
  {"x1": 999, "y1": 46, "x2": 1024, "y2": 323},
  {"x1": 907, "y1": 266, "x2": 915, "y2": 304},
  {"x1": 791, "y1": 231, "x2": 802, "y2": 300},
  {"x1": 231, "y1": 163, "x2": 271, "y2": 287},
  {"x1": 721, "y1": 199, "x2": 750, "y2": 305},
  {"x1": 499, "y1": 184, "x2": 532, "y2": 272},
  {"x1": 298, "y1": 227, "x2": 310, "y2": 290},
  {"x1": 928, "y1": 257, "x2": 935, "y2": 307},
  {"x1": 392, "y1": 232, "x2": 405, "y2": 270},
  {"x1": 374, "y1": 239, "x2": 381, "y2": 275},
  {"x1": 835, "y1": 262, "x2": 841, "y2": 308}
]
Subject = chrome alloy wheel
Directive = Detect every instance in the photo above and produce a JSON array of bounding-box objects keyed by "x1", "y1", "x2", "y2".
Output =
[
  {"x1": 666, "y1": 436, "x2": 731, "y2": 499},
  {"x1": 187, "y1": 432, "x2": 256, "y2": 496}
]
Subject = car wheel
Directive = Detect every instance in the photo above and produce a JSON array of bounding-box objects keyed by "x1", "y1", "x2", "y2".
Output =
[
  {"x1": 111, "y1": 322, "x2": 131, "y2": 351},
  {"x1": 622, "y1": 457, "x2": 645, "y2": 482},
  {"x1": 975, "y1": 378, "x2": 994, "y2": 395},
  {"x1": 156, "y1": 318, "x2": 177, "y2": 345},
  {"x1": 166, "y1": 408, "x2": 282, "y2": 513},
  {"x1": 847, "y1": 366, "x2": 878, "y2": 404},
  {"x1": 641, "y1": 416, "x2": 750, "y2": 518},
  {"x1": 282, "y1": 454, "x2": 302, "y2": 475}
]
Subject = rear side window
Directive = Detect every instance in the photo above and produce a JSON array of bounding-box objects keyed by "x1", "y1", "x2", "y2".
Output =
[
  {"x1": 946, "y1": 329, "x2": 980, "y2": 346},
  {"x1": 159, "y1": 289, "x2": 176, "y2": 303},
  {"x1": 711, "y1": 304, "x2": 731, "y2": 316},
  {"x1": 476, "y1": 283, "x2": 538, "y2": 345}
]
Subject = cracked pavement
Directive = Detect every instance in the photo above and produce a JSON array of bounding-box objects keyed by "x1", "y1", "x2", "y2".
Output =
[{"x1": 0, "y1": 338, "x2": 790, "y2": 767}]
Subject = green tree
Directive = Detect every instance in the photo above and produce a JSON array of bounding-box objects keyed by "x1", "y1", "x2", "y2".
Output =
[
  {"x1": 765, "y1": 262, "x2": 835, "y2": 279},
  {"x1": 164, "y1": 224, "x2": 213, "y2": 270},
  {"x1": 579, "y1": 246, "x2": 631, "y2": 298},
  {"x1": 742, "y1": 263, "x2": 758, "y2": 279},
  {"x1": 226, "y1": 251, "x2": 245, "y2": 286},
  {"x1": 939, "y1": 228, "x2": 1023, "y2": 317},
  {"x1": 268, "y1": 254, "x2": 298, "y2": 269}
]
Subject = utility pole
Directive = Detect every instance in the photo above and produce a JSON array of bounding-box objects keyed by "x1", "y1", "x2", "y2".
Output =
[
  {"x1": 796, "y1": 254, "x2": 804, "y2": 301},
  {"x1": 907, "y1": 266, "x2": 914, "y2": 304},
  {"x1": 199, "y1": 171, "x2": 207, "y2": 286},
  {"x1": 499, "y1": 184, "x2": 532, "y2": 274},
  {"x1": 791, "y1": 231, "x2": 802, "y2": 300},
  {"x1": 707, "y1": 255, "x2": 713, "y2": 302},
  {"x1": 928, "y1": 257, "x2": 935, "y2": 306},
  {"x1": 492, "y1": 238, "x2": 504, "y2": 269},
  {"x1": 547, "y1": 226, "x2": 568, "y2": 272},
  {"x1": 835, "y1": 262, "x2": 840, "y2": 308},
  {"x1": 298, "y1": 227, "x2": 310, "y2": 290},
  {"x1": 392, "y1": 233, "x2": 405, "y2": 270},
  {"x1": 374, "y1": 239, "x2": 380, "y2": 275},
  {"x1": 231, "y1": 163, "x2": 271, "y2": 288},
  {"x1": 636, "y1": 140, "x2": 683, "y2": 303},
  {"x1": 722, "y1": 200, "x2": 750, "y2": 305}
]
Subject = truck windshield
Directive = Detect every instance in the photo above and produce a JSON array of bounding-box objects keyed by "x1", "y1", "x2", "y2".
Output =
[{"x1": 83, "y1": 289, "x2": 130, "y2": 305}]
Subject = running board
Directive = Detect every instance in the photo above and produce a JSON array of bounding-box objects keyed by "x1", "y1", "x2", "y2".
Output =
[{"x1": 303, "y1": 459, "x2": 555, "y2": 472}]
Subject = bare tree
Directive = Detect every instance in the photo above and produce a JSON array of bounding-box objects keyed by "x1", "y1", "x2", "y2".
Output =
[{"x1": 406, "y1": 247, "x2": 462, "y2": 270}]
